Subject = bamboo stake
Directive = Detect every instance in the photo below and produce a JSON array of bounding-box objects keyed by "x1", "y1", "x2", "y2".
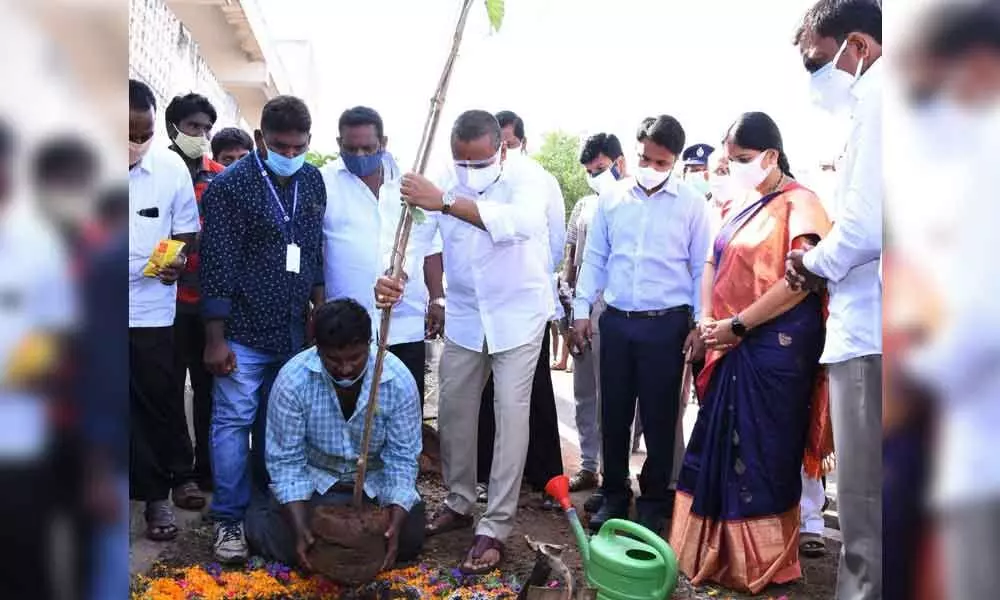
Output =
[{"x1": 353, "y1": 0, "x2": 477, "y2": 508}]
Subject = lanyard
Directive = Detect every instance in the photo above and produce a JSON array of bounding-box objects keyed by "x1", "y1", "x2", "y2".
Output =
[{"x1": 254, "y1": 153, "x2": 298, "y2": 238}]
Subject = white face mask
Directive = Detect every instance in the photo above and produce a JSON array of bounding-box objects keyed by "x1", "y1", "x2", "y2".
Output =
[
  {"x1": 173, "y1": 126, "x2": 209, "y2": 159},
  {"x1": 129, "y1": 137, "x2": 153, "y2": 166},
  {"x1": 686, "y1": 173, "x2": 711, "y2": 197},
  {"x1": 709, "y1": 174, "x2": 738, "y2": 203},
  {"x1": 728, "y1": 153, "x2": 774, "y2": 192},
  {"x1": 455, "y1": 150, "x2": 503, "y2": 193},
  {"x1": 587, "y1": 166, "x2": 619, "y2": 196},
  {"x1": 810, "y1": 39, "x2": 865, "y2": 115},
  {"x1": 635, "y1": 165, "x2": 670, "y2": 191}
]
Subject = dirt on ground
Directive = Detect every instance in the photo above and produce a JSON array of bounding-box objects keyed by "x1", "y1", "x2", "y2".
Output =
[{"x1": 148, "y1": 468, "x2": 838, "y2": 599}]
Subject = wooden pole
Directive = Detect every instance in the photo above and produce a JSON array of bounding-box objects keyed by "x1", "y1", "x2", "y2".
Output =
[{"x1": 353, "y1": 0, "x2": 477, "y2": 508}]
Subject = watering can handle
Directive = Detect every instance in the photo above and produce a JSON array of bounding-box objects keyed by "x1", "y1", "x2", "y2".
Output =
[{"x1": 599, "y1": 519, "x2": 678, "y2": 600}]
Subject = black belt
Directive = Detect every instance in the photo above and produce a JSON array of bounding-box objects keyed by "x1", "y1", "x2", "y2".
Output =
[{"x1": 605, "y1": 304, "x2": 692, "y2": 320}]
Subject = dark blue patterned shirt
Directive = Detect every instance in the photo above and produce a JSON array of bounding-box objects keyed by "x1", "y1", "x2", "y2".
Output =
[{"x1": 200, "y1": 154, "x2": 326, "y2": 354}]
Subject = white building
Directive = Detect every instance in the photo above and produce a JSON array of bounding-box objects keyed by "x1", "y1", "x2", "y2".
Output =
[{"x1": 129, "y1": 0, "x2": 316, "y2": 139}]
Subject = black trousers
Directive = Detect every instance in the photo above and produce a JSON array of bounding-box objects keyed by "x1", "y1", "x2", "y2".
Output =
[
  {"x1": 173, "y1": 310, "x2": 213, "y2": 487},
  {"x1": 599, "y1": 308, "x2": 688, "y2": 511},
  {"x1": 130, "y1": 327, "x2": 188, "y2": 501},
  {"x1": 389, "y1": 341, "x2": 426, "y2": 410},
  {"x1": 477, "y1": 337, "x2": 564, "y2": 490}
]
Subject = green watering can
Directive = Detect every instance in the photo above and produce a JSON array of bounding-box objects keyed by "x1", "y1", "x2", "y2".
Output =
[{"x1": 546, "y1": 476, "x2": 679, "y2": 600}]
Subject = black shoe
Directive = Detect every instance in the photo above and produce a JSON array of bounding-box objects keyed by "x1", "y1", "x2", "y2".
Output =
[
  {"x1": 588, "y1": 495, "x2": 629, "y2": 532},
  {"x1": 635, "y1": 497, "x2": 670, "y2": 536},
  {"x1": 583, "y1": 490, "x2": 605, "y2": 514}
]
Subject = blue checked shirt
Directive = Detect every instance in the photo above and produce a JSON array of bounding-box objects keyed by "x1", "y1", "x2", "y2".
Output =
[{"x1": 266, "y1": 345, "x2": 422, "y2": 511}]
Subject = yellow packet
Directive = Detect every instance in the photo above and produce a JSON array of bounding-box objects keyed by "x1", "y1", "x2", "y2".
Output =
[
  {"x1": 143, "y1": 239, "x2": 186, "y2": 277},
  {"x1": 3, "y1": 332, "x2": 57, "y2": 385}
]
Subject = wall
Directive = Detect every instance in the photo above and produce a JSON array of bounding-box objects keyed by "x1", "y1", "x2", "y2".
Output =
[{"x1": 128, "y1": 0, "x2": 250, "y2": 141}]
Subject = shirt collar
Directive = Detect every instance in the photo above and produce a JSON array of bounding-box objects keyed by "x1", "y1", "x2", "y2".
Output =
[
  {"x1": 851, "y1": 57, "x2": 883, "y2": 105},
  {"x1": 132, "y1": 148, "x2": 156, "y2": 174},
  {"x1": 632, "y1": 174, "x2": 680, "y2": 197},
  {"x1": 303, "y1": 344, "x2": 395, "y2": 384}
]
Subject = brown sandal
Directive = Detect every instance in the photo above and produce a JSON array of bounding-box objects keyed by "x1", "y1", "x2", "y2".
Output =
[
  {"x1": 172, "y1": 481, "x2": 207, "y2": 511},
  {"x1": 145, "y1": 501, "x2": 179, "y2": 542},
  {"x1": 460, "y1": 535, "x2": 505, "y2": 574},
  {"x1": 425, "y1": 506, "x2": 473, "y2": 537},
  {"x1": 799, "y1": 533, "x2": 826, "y2": 558}
]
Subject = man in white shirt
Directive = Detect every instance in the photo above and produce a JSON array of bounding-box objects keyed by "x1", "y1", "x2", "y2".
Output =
[
  {"x1": 320, "y1": 106, "x2": 441, "y2": 402},
  {"x1": 473, "y1": 111, "x2": 565, "y2": 507},
  {"x1": 788, "y1": 2, "x2": 883, "y2": 597},
  {"x1": 572, "y1": 115, "x2": 711, "y2": 535},
  {"x1": 128, "y1": 79, "x2": 200, "y2": 542},
  {"x1": 375, "y1": 110, "x2": 552, "y2": 574}
]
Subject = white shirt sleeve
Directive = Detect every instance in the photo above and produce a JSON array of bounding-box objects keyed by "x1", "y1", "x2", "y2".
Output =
[
  {"x1": 545, "y1": 174, "x2": 566, "y2": 272},
  {"x1": 802, "y1": 104, "x2": 883, "y2": 282}
]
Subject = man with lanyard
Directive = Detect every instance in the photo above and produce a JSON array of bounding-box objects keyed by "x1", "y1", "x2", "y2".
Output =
[
  {"x1": 787, "y1": 1, "x2": 884, "y2": 597},
  {"x1": 165, "y1": 92, "x2": 226, "y2": 506},
  {"x1": 375, "y1": 110, "x2": 552, "y2": 574},
  {"x1": 474, "y1": 110, "x2": 565, "y2": 509},
  {"x1": 320, "y1": 106, "x2": 442, "y2": 403},
  {"x1": 563, "y1": 133, "x2": 627, "y2": 506},
  {"x1": 571, "y1": 116, "x2": 711, "y2": 535},
  {"x1": 128, "y1": 79, "x2": 200, "y2": 543},
  {"x1": 199, "y1": 95, "x2": 327, "y2": 563}
]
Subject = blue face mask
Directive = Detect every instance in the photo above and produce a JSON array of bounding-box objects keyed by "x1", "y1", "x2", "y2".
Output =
[
  {"x1": 342, "y1": 150, "x2": 384, "y2": 177},
  {"x1": 331, "y1": 360, "x2": 369, "y2": 388},
  {"x1": 264, "y1": 146, "x2": 306, "y2": 177}
]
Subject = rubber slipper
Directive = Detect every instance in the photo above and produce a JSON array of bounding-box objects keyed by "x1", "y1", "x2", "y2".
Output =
[{"x1": 460, "y1": 534, "x2": 504, "y2": 575}]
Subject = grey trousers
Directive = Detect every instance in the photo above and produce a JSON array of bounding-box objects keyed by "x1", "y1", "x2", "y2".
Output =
[
  {"x1": 829, "y1": 355, "x2": 883, "y2": 600},
  {"x1": 943, "y1": 499, "x2": 1000, "y2": 600},
  {"x1": 244, "y1": 489, "x2": 426, "y2": 567},
  {"x1": 439, "y1": 329, "x2": 543, "y2": 541},
  {"x1": 573, "y1": 298, "x2": 604, "y2": 473}
]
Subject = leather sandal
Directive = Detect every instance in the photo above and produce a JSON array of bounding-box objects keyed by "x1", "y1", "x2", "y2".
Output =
[
  {"x1": 460, "y1": 534, "x2": 504, "y2": 575},
  {"x1": 425, "y1": 506, "x2": 473, "y2": 537}
]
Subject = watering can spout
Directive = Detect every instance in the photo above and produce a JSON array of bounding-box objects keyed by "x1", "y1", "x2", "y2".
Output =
[{"x1": 545, "y1": 475, "x2": 590, "y2": 565}]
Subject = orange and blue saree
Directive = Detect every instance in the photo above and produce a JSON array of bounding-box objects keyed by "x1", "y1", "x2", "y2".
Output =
[{"x1": 669, "y1": 181, "x2": 834, "y2": 594}]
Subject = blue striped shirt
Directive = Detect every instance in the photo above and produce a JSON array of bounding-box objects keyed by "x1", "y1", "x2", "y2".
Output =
[{"x1": 265, "y1": 345, "x2": 422, "y2": 511}]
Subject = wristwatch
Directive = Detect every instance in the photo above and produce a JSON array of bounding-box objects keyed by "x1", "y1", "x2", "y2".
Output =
[
  {"x1": 430, "y1": 297, "x2": 446, "y2": 309},
  {"x1": 441, "y1": 189, "x2": 458, "y2": 214},
  {"x1": 731, "y1": 314, "x2": 748, "y2": 337}
]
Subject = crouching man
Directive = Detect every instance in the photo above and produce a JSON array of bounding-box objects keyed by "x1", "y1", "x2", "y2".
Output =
[{"x1": 245, "y1": 298, "x2": 426, "y2": 571}]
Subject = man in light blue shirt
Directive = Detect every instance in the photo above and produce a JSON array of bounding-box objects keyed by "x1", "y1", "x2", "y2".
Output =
[
  {"x1": 244, "y1": 298, "x2": 425, "y2": 572},
  {"x1": 572, "y1": 115, "x2": 711, "y2": 535}
]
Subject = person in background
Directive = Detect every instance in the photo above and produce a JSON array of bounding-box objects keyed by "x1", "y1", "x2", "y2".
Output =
[
  {"x1": 670, "y1": 112, "x2": 832, "y2": 593},
  {"x1": 563, "y1": 133, "x2": 626, "y2": 503},
  {"x1": 165, "y1": 93, "x2": 226, "y2": 505},
  {"x1": 200, "y1": 95, "x2": 327, "y2": 563},
  {"x1": 245, "y1": 299, "x2": 425, "y2": 571},
  {"x1": 320, "y1": 106, "x2": 441, "y2": 401},
  {"x1": 211, "y1": 126, "x2": 255, "y2": 168},
  {"x1": 788, "y1": 2, "x2": 883, "y2": 597},
  {"x1": 474, "y1": 110, "x2": 565, "y2": 509},
  {"x1": 705, "y1": 148, "x2": 736, "y2": 232},
  {"x1": 572, "y1": 115, "x2": 711, "y2": 535},
  {"x1": 681, "y1": 143, "x2": 714, "y2": 199},
  {"x1": 128, "y1": 79, "x2": 200, "y2": 542},
  {"x1": 375, "y1": 110, "x2": 553, "y2": 574},
  {"x1": 30, "y1": 135, "x2": 100, "y2": 243}
]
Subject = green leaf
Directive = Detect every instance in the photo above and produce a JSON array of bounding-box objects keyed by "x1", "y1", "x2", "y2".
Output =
[
  {"x1": 409, "y1": 205, "x2": 427, "y2": 224},
  {"x1": 485, "y1": 0, "x2": 505, "y2": 32}
]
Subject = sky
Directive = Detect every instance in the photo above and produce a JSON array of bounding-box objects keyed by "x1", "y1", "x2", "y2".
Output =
[{"x1": 260, "y1": 0, "x2": 849, "y2": 182}]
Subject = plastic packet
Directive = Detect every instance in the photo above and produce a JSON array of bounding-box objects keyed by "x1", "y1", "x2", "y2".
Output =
[{"x1": 142, "y1": 239, "x2": 186, "y2": 277}]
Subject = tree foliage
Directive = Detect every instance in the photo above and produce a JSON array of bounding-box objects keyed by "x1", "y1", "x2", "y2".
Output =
[
  {"x1": 485, "y1": 0, "x2": 505, "y2": 32},
  {"x1": 305, "y1": 151, "x2": 338, "y2": 168},
  {"x1": 532, "y1": 131, "x2": 590, "y2": 219}
]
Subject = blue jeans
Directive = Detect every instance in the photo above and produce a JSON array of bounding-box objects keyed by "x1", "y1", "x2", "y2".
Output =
[
  {"x1": 89, "y1": 475, "x2": 129, "y2": 600},
  {"x1": 209, "y1": 341, "x2": 292, "y2": 523}
]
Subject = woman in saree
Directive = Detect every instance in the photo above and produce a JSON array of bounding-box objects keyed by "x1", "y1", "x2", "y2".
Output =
[{"x1": 669, "y1": 112, "x2": 834, "y2": 594}]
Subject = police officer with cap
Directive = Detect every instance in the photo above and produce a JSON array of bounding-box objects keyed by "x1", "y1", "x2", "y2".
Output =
[{"x1": 681, "y1": 143, "x2": 714, "y2": 199}]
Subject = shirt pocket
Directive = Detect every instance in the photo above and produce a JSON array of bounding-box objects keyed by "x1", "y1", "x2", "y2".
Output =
[{"x1": 129, "y1": 210, "x2": 167, "y2": 261}]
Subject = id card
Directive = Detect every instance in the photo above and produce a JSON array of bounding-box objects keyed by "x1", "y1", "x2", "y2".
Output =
[{"x1": 286, "y1": 244, "x2": 301, "y2": 273}]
